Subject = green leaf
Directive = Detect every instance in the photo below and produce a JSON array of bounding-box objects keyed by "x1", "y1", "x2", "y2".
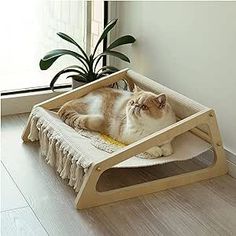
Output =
[
  {"x1": 50, "y1": 68, "x2": 84, "y2": 90},
  {"x1": 65, "y1": 65, "x2": 88, "y2": 74},
  {"x1": 93, "y1": 51, "x2": 130, "y2": 71},
  {"x1": 97, "y1": 70, "x2": 114, "y2": 79},
  {"x1": 98, "y1": 69, "x2": 115, "y2": 76},
  {"x1": 107, "y1": 35, "x2": 136, "y2": 50},
  {"x1": 92, "y1": 19, "x2": 118, "y2": 57},
  {"x1": 99, "y1": 50, "x2": 130, "y2": 62},
  {"x1": 40, "y1": 49, "x2": 89, "y2": 70},
  {"x1": 97, "y1": 66, "x2": 119, "y2": 73},
  {"x1": 39, "y1": 56, "x2": 62, "y2": 70},
  {"x1": 57, "y1": 32, "x2": 88, "y2": 60},
  {"x1": 66, "y1": 75, "x2": 87, "y2": 83},
  {"x1": 42, "y1": 49, "x2": 85, "y2": 61}
]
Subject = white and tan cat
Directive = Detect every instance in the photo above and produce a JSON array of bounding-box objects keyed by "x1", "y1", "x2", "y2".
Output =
[{"x1": 58, "y1": 85, "x2": 176, "y2": 158}]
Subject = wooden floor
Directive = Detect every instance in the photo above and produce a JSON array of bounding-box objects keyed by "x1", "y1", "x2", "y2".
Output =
[{"x1": 1, "y1": 113, "x2": 236, "y2": 236}]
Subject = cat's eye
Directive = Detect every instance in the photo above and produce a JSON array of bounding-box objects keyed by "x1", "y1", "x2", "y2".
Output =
[
  {"x1": 141, "y1": 105, "x2": 148, "y2": 110},
  {"x1": 130, "y1": 100, "x2": 134, "y2": 105}
]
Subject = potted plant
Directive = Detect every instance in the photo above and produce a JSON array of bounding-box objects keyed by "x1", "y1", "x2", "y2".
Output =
[{"x1": 39, "y1": 19, "x2": 136, "y2": 90}]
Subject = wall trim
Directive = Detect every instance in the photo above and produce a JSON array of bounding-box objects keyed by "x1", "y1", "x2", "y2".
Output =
[
  {"x1": 196, "y1": 149, "x2": 235, "y2": 179},
  {"x1": 227, "y1": 160, "x2": 236, "y2": 179},
  {"x1": 225, "y1": 149, "x2": 236, "y2": 178},
  {"x1": 225, "y1": 149, "x2": 236, "y2": 164},
  {"x1": 1, "y1": 89, "x2": 68, "y2": 116}
]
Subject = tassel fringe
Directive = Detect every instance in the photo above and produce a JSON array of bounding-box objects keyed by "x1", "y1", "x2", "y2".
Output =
[{"x1": 27, "y1": 107, "x2": 91, "y2": 192}]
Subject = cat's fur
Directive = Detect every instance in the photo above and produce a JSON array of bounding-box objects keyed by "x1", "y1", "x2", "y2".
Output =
[{"x1": 58, "y1": 85, "x2": 176, "y2": 158}]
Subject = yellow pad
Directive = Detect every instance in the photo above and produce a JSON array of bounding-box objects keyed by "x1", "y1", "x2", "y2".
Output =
[{"x1": 99, "y1": 134, "x2": 126, "y2": 147}]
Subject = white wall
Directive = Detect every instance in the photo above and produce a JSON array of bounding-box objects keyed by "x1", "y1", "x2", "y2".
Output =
[{"x1": 112, "y1": 1, "x2": 236, "y2": 154}]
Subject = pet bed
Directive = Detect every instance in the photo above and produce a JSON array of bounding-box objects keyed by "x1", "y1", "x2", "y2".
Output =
[{"x1": 22, "y1": 69, "x2": 228, "y2": 209}]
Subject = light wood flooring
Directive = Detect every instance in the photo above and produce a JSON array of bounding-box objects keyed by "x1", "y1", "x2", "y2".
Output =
[{"x1": 1, "y1": 113, "x2": 236, "y2": 236}]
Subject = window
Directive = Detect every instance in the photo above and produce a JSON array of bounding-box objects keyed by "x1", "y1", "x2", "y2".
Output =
[{"x1": 1, "y1": 0, "x2": 105, "y2": 94}]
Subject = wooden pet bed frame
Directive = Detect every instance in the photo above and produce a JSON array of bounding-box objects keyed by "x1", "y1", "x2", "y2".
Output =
[{"x1": 22, "y1": 69, "x2": 228, "y2": 209}]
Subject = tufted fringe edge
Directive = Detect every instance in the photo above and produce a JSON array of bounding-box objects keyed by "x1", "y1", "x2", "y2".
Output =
[{"x1": 27, "y1": 107, "x2": 91, "y2": 192}]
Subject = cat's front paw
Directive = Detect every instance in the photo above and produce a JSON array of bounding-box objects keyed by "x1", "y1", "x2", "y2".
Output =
[
  {"x1": 73, "y1": 116, "x2": 86, "y2": 129},
  {"x1": 146, "y1": 146, "x2": 163, "y2": 158},
  {"x1": 161, "y1": 143, "x2": 173, "y2": 156}
]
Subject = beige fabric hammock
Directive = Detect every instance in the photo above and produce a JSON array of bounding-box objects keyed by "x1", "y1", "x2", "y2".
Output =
[{"x1": 28, "y1": 106, "x2": 211, "y2": 193}]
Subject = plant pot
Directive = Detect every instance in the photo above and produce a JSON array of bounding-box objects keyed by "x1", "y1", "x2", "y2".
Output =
[{"x1": 72, "y1": 79, "x2": 86, "y2": 89}]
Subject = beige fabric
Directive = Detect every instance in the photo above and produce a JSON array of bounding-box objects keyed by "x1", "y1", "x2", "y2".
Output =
[
  {"x1": 76, "y1": 128, "x2": 211, "y2": 168},
  {"x1": 28, "y1": 107, "x2": 211, "y2": 192}
]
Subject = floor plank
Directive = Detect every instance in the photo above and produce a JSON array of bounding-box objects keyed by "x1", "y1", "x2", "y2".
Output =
[
  {"x1": 1, "y1": 163, "x2": 28, "y2": 212},
  {"x1": 1, "y1": 207, "x2": 48, "y2": 236},
  {"x1": 168, "y1": 181, "x2": 236, "y2": 235},
  {"x1": 1, "y1": 113, "x2": 236, "y2": 236}
]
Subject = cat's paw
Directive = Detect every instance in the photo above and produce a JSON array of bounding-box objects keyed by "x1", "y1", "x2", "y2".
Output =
[
  {"x1": 146, "y1": 146, "x2": 163, "y2": 158},
  {"x1": 73, "y1": 117, "x2": 84, "y2": 128},
  {"x1": 65, "y1": 118, "x2": 72, "y2": 126},
  {"x1": 161, "y1": 143, "x2": 173, "y2": 156}
]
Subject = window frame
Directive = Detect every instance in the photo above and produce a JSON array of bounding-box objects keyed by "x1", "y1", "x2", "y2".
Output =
[{"x1": 1, "y1": 2, "x2": 108, "y2": 96}]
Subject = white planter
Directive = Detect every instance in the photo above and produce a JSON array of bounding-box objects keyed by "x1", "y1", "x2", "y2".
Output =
[{"x1": 72, "y1": 79, "x2": 86, "y2": 89}]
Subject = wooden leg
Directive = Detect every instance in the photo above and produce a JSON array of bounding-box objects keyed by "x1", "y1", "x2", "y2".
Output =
[
  {"x1": 206, "y1": 111, "x2": 228, "y2": 173},
  {"x1": 21, "y1": 113, "x2": 32, "y2": 142}
]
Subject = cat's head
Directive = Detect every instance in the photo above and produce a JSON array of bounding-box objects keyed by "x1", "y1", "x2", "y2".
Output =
[{"x1": 126, "y1": 85, "x2": 168, "y2": 121}]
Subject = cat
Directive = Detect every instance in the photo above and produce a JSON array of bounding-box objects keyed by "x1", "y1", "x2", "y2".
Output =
[{"x1": 58, "y1": 85, "x2": 176, "y2": 158}]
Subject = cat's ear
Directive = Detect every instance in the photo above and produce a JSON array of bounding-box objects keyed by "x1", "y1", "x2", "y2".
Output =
[
  {"x1": 154, "y1": 94, "x2": 166, "y2": 109},
  {"x1": 133, "y1": 84, "x2": 142, "y2": 93}
]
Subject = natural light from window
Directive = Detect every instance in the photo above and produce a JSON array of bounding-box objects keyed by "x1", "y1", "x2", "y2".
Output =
[{"x1": 0, "y1": 0, "x2": 86, "y2": 92}]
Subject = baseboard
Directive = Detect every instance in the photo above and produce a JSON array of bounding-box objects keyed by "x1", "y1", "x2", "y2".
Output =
[
  {"x1": 227, "y1": 160, "x2": 236, "y2": 178},
  {"x1": 1, "y1": 89, "x2": 68, "y2": 116},
  {"x1": 225, "y1": 149, "x2": 236, "y2": 164},
  {"x1": 195, "y1": 149, "x2": 236, "y2": 179},
  {"x1": 225, "y1": 149, "x2": 236, "y2": 178}
]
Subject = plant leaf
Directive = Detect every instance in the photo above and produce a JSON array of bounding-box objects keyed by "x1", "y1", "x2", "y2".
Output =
[
  {"x1": 97, "y1": 70, "x2": 114, "y2": 79},
  {"x1": 50, "y1": 68, "x2": 84, "y2": 90},
  {"x1": 65, "y1": 65, "x2": 88, "y2": 74},
  {"x1": 57, "y1": 32, "x2": 88, "y2": 60},
  {"x1": 93, "y1": 50, "x2": 130, "y2": 71},
  {"x1": 98, "y1": 69, "x2": 115, "y2": 76},
  {"x1": 40, "y1": 49, "x2": 89, "y2": 70},
  {"x1": 39, "y1": 56, "x2": 62, "y2": 70},
  {"x1": 42, "y1": 49, "x2": 85, "y2": 61},
  {"x1": 92, "y1": 19, "x2": 118, "y2": 57},
  {"x1": 107, "y1": 35, "x2": 136, "y2": 50},
  {"x1": 99, "y1": 50, "x2": 130, "y2": 62},
  {"x1": 97, "y1": 66, "x2": 119, "y2": 73},
  {"x1": 66, "y1": 75, "x2": 87, "y2": 83}
]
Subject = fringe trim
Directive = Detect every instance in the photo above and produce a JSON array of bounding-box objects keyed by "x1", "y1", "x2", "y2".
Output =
[{"x1": 27, "y1": 107, "x2": 92, "y2": 192}]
